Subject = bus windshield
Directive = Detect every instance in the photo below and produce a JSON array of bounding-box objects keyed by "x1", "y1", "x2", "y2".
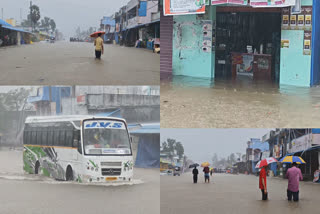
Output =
[{"x1": 83, "y1": 120, "x2": 131, "y2": 155}]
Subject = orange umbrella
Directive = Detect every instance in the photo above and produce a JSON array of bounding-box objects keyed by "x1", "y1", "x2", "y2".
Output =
[{"x1": 90, "y1": 31, "x2": 105, "y2": 38}]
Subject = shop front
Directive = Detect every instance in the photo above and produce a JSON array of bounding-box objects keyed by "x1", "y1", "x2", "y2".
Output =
[{"x1": 164, "y1": 0, "x2": 320, "y2": 87}]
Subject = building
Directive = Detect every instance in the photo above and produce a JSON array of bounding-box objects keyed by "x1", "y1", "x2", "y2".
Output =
[
  {"x1": 100, "y1": 16, "x2": 116, "y2": 43},
  {"x1": 161, "y1": 0, "x2": 320, "y2": 87},
  {"x1": 246, "y1": 138, "x2": 269, "y2": 174},
  {"x1": 0, "y1": 19, "x2": 33, "y2": 46},
  {"x1": 112, "y1": 0, "x2": 160, "y2": 48}
]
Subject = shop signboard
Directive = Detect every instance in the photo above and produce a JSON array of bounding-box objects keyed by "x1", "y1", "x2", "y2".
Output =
[
  {"x1": 250, "y1": 0, "x2": 295, "y2": 7},
  {"x1": 288, "y1": 134, "x2": 312, "y2": 154},
  {"x1": 273, "y1": 145, "x2": 280, "y2": 158},
  {"x1": 163, "y1": 0, "x2": 206, "y2": 16},
  {"x1": 211, "y1": 0, "x2": 247, "y2": 5}
]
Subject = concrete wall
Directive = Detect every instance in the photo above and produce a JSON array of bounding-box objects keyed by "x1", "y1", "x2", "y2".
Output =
[
  {"x1": 61, "y1": 94, "x2": 160, "y2": 123},
  {"x1": 172, "y1": 7, "x2": 215, "y2": 78},
  {"x1": 279, "y1": 0, "x2": 313, "y2": 87}
]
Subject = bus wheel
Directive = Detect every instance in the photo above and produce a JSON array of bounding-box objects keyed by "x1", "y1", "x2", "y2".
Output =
[
  {"x1": 66, "y1": 166, "x2": 73, "y2": 181},
  {"x1": 35, "y1": 161, "x2": 40, "y2": 174}
]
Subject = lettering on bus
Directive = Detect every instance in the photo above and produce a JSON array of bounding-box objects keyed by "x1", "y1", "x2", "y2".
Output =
[{"x1": 84, "y1": 121, "x2": 124, "y2": 129}]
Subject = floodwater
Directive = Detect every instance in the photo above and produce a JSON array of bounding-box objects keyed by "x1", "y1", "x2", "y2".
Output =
[
  {"x1": 161, "y1": 172, "x2": 320, "y2": 214},
  {"x1": 0, "y1": 41, "x2": 160, "y2": 85},
  {"x1": 161, "y1": 74, "x2": 320, "y2": 128},
  {"x1": 0, "y1": 148, "x2": 160, "y2": 214}
]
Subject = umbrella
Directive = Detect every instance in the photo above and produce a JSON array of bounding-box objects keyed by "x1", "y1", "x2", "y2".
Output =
[
  {"x1": 189, "y1": 163, "x2": 199, "y2": 168},
  {"x1": 280, "y1": 156, "x2": 306, "y2": 164},
  {"x1": 90, "y1": 31, "x2": 105, "y2": 38},
  {"x1": 255, "y1": 157, "x2": 278, "y2": 168},
  {"x1": 201, "y1": 162, "x2": 210, "y2": 167}
]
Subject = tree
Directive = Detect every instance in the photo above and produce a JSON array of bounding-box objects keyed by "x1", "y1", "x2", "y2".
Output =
[
  {"x1": 0, "y1": 88, "x2": 31, "y2": 112},
  {"x1": 49, "y1": 19, "x2": 56, "y2": 33},
  {"x1": 229, "y1": 153, "x2": 236, "y2": 165},
  {"x1": 212, "y1": 153, "x2": 219, "y2": 167},
  {"x1": 175, "y1": 142, "x2": 184, "y2": 160},
  {"x1": 30, "y1": 4, "x2": 41, "y2": 32}
]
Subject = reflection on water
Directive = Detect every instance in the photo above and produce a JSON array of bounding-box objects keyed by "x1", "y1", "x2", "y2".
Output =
[{"x1": 161, "y1": 74, "x2": 320, "y2": 128}]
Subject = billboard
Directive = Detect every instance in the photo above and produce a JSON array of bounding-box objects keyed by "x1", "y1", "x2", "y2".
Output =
[
  {"x1": 163, "y1": 0, "x2": 206, "y2": 16},
  {"x1": 211, "y1": 0, "x2": 247, "y2": 5},
  {"x1": 250, "y1": 0, "x2": 296, "y2": 7}
]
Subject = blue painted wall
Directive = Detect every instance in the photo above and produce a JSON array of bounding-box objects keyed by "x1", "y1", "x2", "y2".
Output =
[
  {"x1": 172, "y1": 8, "x2": 214, "y2": 78},
  {"x1": 279, "y1": 0, "x2": 313, "y2": 87},
  {"x1": 280, "y1": 30, "x2": 311, "y2": 87}
]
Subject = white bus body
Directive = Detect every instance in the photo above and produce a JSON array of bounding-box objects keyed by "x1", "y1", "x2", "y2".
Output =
[{"x1": 23, "y1": 115, "x2": 133, "y2": 183}]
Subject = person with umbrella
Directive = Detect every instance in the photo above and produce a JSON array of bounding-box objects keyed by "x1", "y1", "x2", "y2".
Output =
[
  {"x1": 189, "y1": 164, "x2": 199, "y2": 183},
  {"x1": 192, "y1": 166, "x2": 199, "y2": 184},
  {"x1": 256, "y1": 157, "x2": 278, "y2": 201},
  {"x1": 91, "y1": 32, "x2": 105, "y2": 59},
  {"x1": 281, "y1": 156, "x2": 305, "y2": 202},
  {"x1": 201, "y1": 162, "x2": 210, "y2": 183}
]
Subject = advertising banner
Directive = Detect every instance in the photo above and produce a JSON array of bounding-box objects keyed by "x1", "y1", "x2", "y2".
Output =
[
  {"x1": 164, "y1": 0, "x2": 206, "y2": 16},
  {"x1": 211, "y1": 0, "x2": 247, "y2": 5},
  {"x1": 250, "y1": 0, "x2": 295, "y2": 7}
]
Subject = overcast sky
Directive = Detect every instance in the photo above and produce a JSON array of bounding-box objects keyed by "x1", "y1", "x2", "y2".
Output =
[
  {"x1": 0, "y1": 0, "x2": 130, "y2": 37},
  {"x1": 161, "y1": 129, "x2": 273, "y2": 164}
]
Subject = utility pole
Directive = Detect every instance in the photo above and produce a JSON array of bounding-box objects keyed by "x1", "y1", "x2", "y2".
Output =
[
  {"x1": 1, "y1": 8, "x2": 3, "y2": 20},
  {"x1": 30, "y1": 1, "x2": 32, "y2": 31}
]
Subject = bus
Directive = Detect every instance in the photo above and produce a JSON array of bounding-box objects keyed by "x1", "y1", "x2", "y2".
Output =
[{"x1": 23, "y1": 115, "x2": 133, "y2": 183}]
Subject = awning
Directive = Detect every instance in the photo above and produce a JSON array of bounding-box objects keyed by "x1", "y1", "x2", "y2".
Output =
[
  {"x1": 123, "y1": 19, "x2": 160, "y2": 31},
  {"x1": 128, "y1": 123, "x2": 160, "y2": 134},
  {"x1": 1, "y1": 25, "x2": 32, "y2": 34}
]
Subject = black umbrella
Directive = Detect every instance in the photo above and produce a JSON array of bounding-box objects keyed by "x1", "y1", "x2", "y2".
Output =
[{"x1": 189, "y1": 163, "x2": 199, "y2": 168}]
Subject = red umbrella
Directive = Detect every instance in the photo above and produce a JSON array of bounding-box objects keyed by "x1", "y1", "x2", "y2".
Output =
[
  {"x1": 90, "y1": 31, "x2": 105, "y2": 38},
  {"x1": 255, "y1": 157, "x2": 278, "y2": 168}
]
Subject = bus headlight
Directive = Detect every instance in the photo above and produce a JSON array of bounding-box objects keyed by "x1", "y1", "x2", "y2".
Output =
[{"x1": 91, "y1": 167, "x2": 94, "y2": 171}]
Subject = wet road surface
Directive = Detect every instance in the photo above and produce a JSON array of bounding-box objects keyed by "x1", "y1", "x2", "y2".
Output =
[
  {"x1": 161, "y1": 75, "x2": 320, "y2": 128},
  {"x1": 161, "y1": 172, "x2": 320, "y2": 214},
  {"x1": 0, "y1": 42, "x2": 159, "y2": 85},
  {"x1": 0, "y1": 149, "x2": 160, "y2": 214}
]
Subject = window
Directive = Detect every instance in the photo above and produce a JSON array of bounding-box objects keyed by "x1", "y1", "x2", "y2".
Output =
[
  {"x1": 42, "y1": 130, "x2": 48, "y2": 145},
  {"x1": 53, "y1": 130, "x2": 60, "y2": 146},
  {"x1": 66, "y1": 130, "x2": 73, "y2": 147},
  {"x1": 47, "y1": 130, "x2": 53, "y2": 146},
  {"x1": 59, "y1": 130, "x2": 66, "y2": 146},
  {"x1": 31, "y1": 131, "x2": 37, "y2": 145},
  {"x1": 36, "y1": 131, "x2": 42, "y2": 145}
]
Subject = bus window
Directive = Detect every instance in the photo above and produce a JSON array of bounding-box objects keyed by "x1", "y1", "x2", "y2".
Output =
[
  {"x1": 47, "y1": 130, "x2": 53, "y2": 146},
  {"x1": 59, "y1": 130, "x2": 66, "y2": 146},
  {"x1": 42, "y1": 130, "x2": 48, "y2": 145},
  {"x1": 66, "y1": 130, "x2": 73, "y2": 147},
  {"x1": 36, "y1": 131, "x2": 42, "y2": 145},
  {"x1": 31, "y1": 131, "x2": 37, "y2": 145},
  {"x1": 73, "y1": 130, "x2": 81, "y2": 154},
  {"x1": 53, "y1": 130, "x2": 59, "y2": 146}
]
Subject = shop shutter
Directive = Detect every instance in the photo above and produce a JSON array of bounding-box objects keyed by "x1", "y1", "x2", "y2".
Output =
[{"x1": 160, "y1": 7, "x2": 173, "y2": 74}]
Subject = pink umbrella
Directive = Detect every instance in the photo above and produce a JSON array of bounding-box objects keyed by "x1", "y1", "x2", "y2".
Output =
[{"x1": 255, "y1": 157, "x2": 278, "y2": 168}]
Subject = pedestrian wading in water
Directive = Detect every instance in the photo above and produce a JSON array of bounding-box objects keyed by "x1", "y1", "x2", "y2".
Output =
[
  {"x1": 192, "y1": 167, "x2": 198, "y2": 183},
  {"x1": 203, "y1": 166, "x2": 210, "y2": 183},
  {"x1": 286, "y1": 162, "x2": 303, "y2": 202},
  {"x1": 259, "y1": 165, "x2": 268, "y2": 200},
  {"x1": 94, "y1": 33, "x2": 104, "y2": 59}
]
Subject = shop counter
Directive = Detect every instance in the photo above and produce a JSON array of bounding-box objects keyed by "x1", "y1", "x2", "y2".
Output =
[{"x1": 231, "y1": 52, "x2": 272, "y2": 81}]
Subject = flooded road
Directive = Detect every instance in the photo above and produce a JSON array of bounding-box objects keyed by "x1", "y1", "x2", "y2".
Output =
[
  {"x1": 161, "y1": 172, "x2": 320, "y2": 214},
  {"x1": 0, "y1": 148, "x2": 160, "y2": 214},
  {"x1": 161, "y1": 75, "x2": 320, "y2": 128},
  {"x1": 0, "y1": 42, "x2": 159, "y2": 85}
]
